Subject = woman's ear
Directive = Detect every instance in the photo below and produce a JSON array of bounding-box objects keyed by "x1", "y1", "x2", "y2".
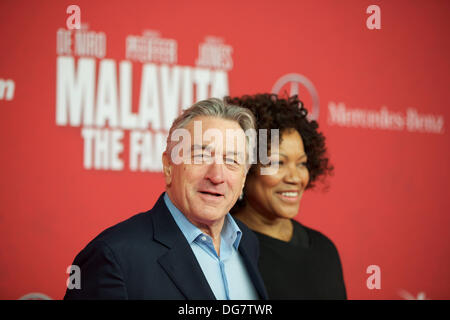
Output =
[{"x1": 162, "y1": 152, "x2": 172, "y2": 186}]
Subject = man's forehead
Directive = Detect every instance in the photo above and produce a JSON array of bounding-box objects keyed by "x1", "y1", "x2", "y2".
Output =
[{"x1": 183, "y1": 117, "x2": 246, "y2": 142}]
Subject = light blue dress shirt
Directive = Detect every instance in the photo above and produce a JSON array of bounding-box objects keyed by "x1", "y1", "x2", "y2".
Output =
[{"x1": 163, "y1": 193, "x2": 258, "y2": 300}]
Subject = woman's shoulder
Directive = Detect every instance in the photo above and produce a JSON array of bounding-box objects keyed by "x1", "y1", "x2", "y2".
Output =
[{"x1": 292, "y1": 219, "x2": 340, "y2": 252}]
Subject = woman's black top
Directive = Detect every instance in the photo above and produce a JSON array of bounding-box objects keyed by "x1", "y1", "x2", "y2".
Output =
[{"x1": 253, "y1": 219, "x2": 347, "y2": 299}]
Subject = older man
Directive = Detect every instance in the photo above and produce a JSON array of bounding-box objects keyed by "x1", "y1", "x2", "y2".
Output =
[{"x1": 64, "y1": 98, "x2": 268, "y2": 300}]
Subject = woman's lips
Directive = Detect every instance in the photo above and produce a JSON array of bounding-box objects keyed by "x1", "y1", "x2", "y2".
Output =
[{"x1": 276, "y1": 191, "x2": 300, "y2": 203}]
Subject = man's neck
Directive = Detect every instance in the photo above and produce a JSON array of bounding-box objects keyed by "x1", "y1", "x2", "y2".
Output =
[
  {"x1": 166, "y1": 191, "x2": 225, "y2": 256},
  {"x1": 197, "y1": 219, "x2": 224, "y2": 256}
]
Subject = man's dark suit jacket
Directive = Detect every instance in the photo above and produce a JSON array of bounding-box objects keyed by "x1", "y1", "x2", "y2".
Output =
[{"x1": 64, "y1": 193, "x2": 268, "y2": 300}]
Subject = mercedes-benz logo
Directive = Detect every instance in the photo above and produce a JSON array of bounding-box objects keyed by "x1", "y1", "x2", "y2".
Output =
[
  {"x1": 271, "y1": 73, "x2": 320, "y2": 121},
  {"x1": 18, "y1": 292, "x2": 52, "y2": 300}
]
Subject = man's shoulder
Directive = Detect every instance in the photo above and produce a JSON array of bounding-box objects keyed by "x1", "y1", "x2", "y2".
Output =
[
  {"x1": 93, "y1": 210, "x2": 154, "y2": 245},
  {"x1": 73, "y1": 210, "x2": 155, "y2": 263},
  {"x1": 82, "y1": 194, "x2": 168, "y2": 254}
]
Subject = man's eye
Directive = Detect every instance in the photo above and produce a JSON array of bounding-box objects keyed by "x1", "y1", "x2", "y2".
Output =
[
  {"x1": 225, "y1": 158, "x2": 238, "y2": 164},
  {"x1": 192, "y1": 154, "x2": 208, "y2": 163},
  {"x1": 193, "y1": 153, "x2": 211, "y2": 158}
]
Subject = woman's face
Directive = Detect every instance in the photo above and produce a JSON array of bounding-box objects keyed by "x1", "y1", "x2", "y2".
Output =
[{"x1": 244, "y1": 129, "x2": 310, "y2": 220}]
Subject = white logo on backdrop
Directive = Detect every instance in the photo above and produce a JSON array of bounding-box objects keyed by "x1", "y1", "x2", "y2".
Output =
[
  {"x1": 18, "y1": 292, "x2": 52, "y2": 300},
  {"x1": 327, "y1": 102, "x2": 445, "y2": 134},
  {"x1": 0, "y1": 79, "x2": 15, "y2": 101},
  {"x1": 271, "y1": 73, "x2": 320, "y2": 121},
  {"x1": 398, "y1": 289, "x2": 429, "y2": 300}
]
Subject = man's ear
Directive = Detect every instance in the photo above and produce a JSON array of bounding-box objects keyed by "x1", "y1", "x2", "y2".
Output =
[
  {"x1": 242, "y1": 168, "x2": 248, "y2": 188},
  {"x1": 162, "y1": 152, "x2": 173, "y2": 186}
]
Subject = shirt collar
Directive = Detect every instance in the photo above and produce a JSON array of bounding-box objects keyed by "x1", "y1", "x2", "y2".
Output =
[{"x1": 163, "y1": 192, "x2": 242, "y2": 249}]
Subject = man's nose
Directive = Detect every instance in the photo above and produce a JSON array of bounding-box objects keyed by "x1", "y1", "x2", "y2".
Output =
[{"x1": 205, "y1": 162, "x2": 225, "y2": 184}]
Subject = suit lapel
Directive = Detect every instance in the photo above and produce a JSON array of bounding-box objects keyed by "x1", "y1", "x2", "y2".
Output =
[
  {"x1": 157, "y1": 238, "x2": 216, "y2": 300},
  {"x1": 150, "y1": 193, "x2": 268, "y2": 300},
  {"x1": 237, "y1": 226, "x2": 269, "y2": 300},
  {"x1": 151, "y1": 194, "x2": 216, "y2": 300}
]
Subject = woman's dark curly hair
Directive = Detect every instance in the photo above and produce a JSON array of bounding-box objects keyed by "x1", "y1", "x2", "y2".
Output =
[{"x1": 225, "y1": 93, "x2": 333, "y2": 191}]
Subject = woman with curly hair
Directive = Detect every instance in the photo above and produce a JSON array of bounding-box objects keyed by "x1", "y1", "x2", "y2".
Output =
[{"x1": 225, "y1": 94, "x2": 346, "y2": 299}]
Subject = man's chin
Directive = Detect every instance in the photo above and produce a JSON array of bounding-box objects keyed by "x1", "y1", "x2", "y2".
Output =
[{"x1": 191, "y1": 208, "x2": 228, "y2": 224}]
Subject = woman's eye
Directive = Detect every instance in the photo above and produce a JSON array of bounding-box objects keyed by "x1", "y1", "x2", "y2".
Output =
[
  {"x1": 265, "y1": 160, "x2": 282, "y2": 166},
  {"x1": 297, "y1": 162, "x2": 307, "y2": 167}
]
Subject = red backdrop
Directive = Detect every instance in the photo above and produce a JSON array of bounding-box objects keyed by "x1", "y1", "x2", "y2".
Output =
[{"x1": 0, "y1": 0, "x2": 449, "y2": 300}]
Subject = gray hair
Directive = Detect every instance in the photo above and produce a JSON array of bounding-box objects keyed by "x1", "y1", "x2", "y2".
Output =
[{"x1": 165, "y1": 98, "x2": 256, "y2": 170}]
